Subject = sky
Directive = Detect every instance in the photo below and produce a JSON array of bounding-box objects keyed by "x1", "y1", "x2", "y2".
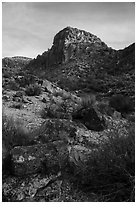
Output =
[{"x1": 2, "y1": 2, "x2": 135, "y2": 58}]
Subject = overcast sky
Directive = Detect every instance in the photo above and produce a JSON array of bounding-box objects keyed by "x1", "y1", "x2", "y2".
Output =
[{"x1": 2, "y1": 2, "x2": 135, "y2": 58}]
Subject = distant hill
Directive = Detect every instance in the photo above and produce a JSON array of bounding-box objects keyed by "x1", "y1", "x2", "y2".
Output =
[{"x1": 2, "y1": 56, "x2": 32, "y2": 69}]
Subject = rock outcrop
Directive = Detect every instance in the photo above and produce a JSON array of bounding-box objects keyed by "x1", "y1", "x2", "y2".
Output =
[
  {"x1": 45, "y1": 26, "x2": 107, "y2": 66},
  {"x1": 29, "y1": 26, "x2": 109, "y2": 68}
]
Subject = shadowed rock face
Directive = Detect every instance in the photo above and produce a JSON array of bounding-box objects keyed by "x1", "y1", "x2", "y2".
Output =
[{"x1": 72, "y1": 107, "x2": 106, "y2": 131}]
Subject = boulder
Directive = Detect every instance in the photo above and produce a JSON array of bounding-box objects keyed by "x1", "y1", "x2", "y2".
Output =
[
  {"x1": 113, "y1": 111, "x2": 121, "y2": 120},
  {"x1": 2, "y1": 95, "x2": 10, "y2": 101},
  {"x1": 10, "y1": 141, "x2": 71, "y2": 176},
  {"x1": 72, "y1": 107, "x2": 106, "y2": 131},
  {"x1": 10, "y1": 144, "x2": 51, "y2": 176}
]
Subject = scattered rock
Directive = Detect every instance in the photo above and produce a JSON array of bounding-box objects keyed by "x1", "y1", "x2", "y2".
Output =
[
  {"x1": 113, "y1": 111, "x2": 121, "y2": 120},
  {"x1": 41, "y1": 97, "x2": 47, "y2": 103},
  {"x1": 2, "y1": 95, "x2": 10, "y2": 101}
]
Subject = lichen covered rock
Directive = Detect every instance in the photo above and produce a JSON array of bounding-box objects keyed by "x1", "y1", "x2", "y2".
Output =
[{"x1": 10, "y1": 144, "x2": 50, "y2": 176}]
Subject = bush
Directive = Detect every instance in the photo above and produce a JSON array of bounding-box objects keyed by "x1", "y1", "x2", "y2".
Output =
[
  {"x1": 11, "y1": 103, "x2": 23, "y2": 109},
  {"x1": 2, "y1": 113, "x2": 35, "y2": 151},
  {"x1": 109, "y1": 94, "x2": 134, "y2": 113},
  {"x1": 13, "y1": 91, "x2": 24, "y2": 98},
  {"x1": 40, "y1": 107, "x2": 48, "y2": 119},
  {"x1": 97, "y1": 101, "x2": 114, "y2": 116},
  {"x1": 6, "y1": 80, "x2": 20, "y2": 91},
  {"x1": 25, "y1": 84, "x2": 42, "y2": 96},
  {"x1": 72, "y1": 124, "x2": 135, "y2": 201},
  {"x1": 80, "y1": 94, "x2": 96, "y2": 108}
]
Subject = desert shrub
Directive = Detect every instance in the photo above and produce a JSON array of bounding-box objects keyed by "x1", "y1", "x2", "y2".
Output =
[
  {"x1": 109, "y1": 94, "x2": 134, "y2": 113},
  {"x1": 40, "y1": 107, "x2": 48, "y2": 119},
  {"x1": 3, "y1": 71, "x2": 11, "y2": 78},
  {"x1": 15, "y1": 76, "x2": 30, "y2": 87},
  {"x1": 40, "y1": 105, "x2": 60, "y2": 119},
  {"x1": 2, "y1": 113, "x2": 35, "y2": 151},
  {"x1": 6, "y1": 80, "x2": 20, "y2": 91},
  {"x1": 13, "y1": 91, "x2": 24, "y2": 98},
  {"x1": 40, "y1": 104, "x2": 70, "y2": 120},
  {"x1": 25, "y1": 84, "x2": 42, "y2": 96},
  {"x1": 58, "y1": 78, "x2": 80, "y2": 91},
  {"x1": 53, "y1": 90, "x2": 72, "y2": 100},
  {"x1": 62, "y1": 92, "x2": 72, "y2": 100},
  {"x1": 11, "y1": 103, "x2": 23, "y2": 109},
  {"x1": 53, "y1": 90, "x2": 63, "y2": 97},
  {"x1": 72, "y1": 124, "x2": 135, "y2": 202},
  {"x1": 80, "y1": 94, "x2": 96, "y2": 108},
  {"x1": 97, "y1": 101, "x2": 114, "y2": 116}
]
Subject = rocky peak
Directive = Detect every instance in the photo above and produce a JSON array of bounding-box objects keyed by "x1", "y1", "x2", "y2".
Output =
[
  {"x1": 32, "y1": 26, "x2": 108, "y2": 67},
  {"x1": 53, "y1": 26, "x2": 104, "y2": 47}
]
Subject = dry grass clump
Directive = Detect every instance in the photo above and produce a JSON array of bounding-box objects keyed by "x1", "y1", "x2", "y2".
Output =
[
  {"x1": 11, "y1": 103, "x2": 23, "y2": 109},
  {"x1": 2, "y1": 113, "x2": 35, "y2": 151},
  {"x1": 6, "y1": 80, "x2": 20, "y2": 91},
  {"x1": 80, "y1": 94, "x2": 96, "y2": 108}
]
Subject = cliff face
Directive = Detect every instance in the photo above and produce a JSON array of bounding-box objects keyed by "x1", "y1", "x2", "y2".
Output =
[
  {"x1": 33, "y1": 26, "x2": 109, "y2": 67},
  {"x1": 50, "y1": 26, "x2": 107, "y2": 64}
]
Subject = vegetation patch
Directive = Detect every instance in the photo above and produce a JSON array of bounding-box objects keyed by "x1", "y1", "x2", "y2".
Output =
[
  {"x1": 2, "y1": 113, "x2": 36, "y2": 151},
  {"x1": 71, "y1": 124, "x2": 135, "y2": 202},
  {"x1": 109, "y1": 94, "x2": 134, "y2": 114},
  {"x1": 25, "y1": 84, "x2": 42, "y2": 96}
]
